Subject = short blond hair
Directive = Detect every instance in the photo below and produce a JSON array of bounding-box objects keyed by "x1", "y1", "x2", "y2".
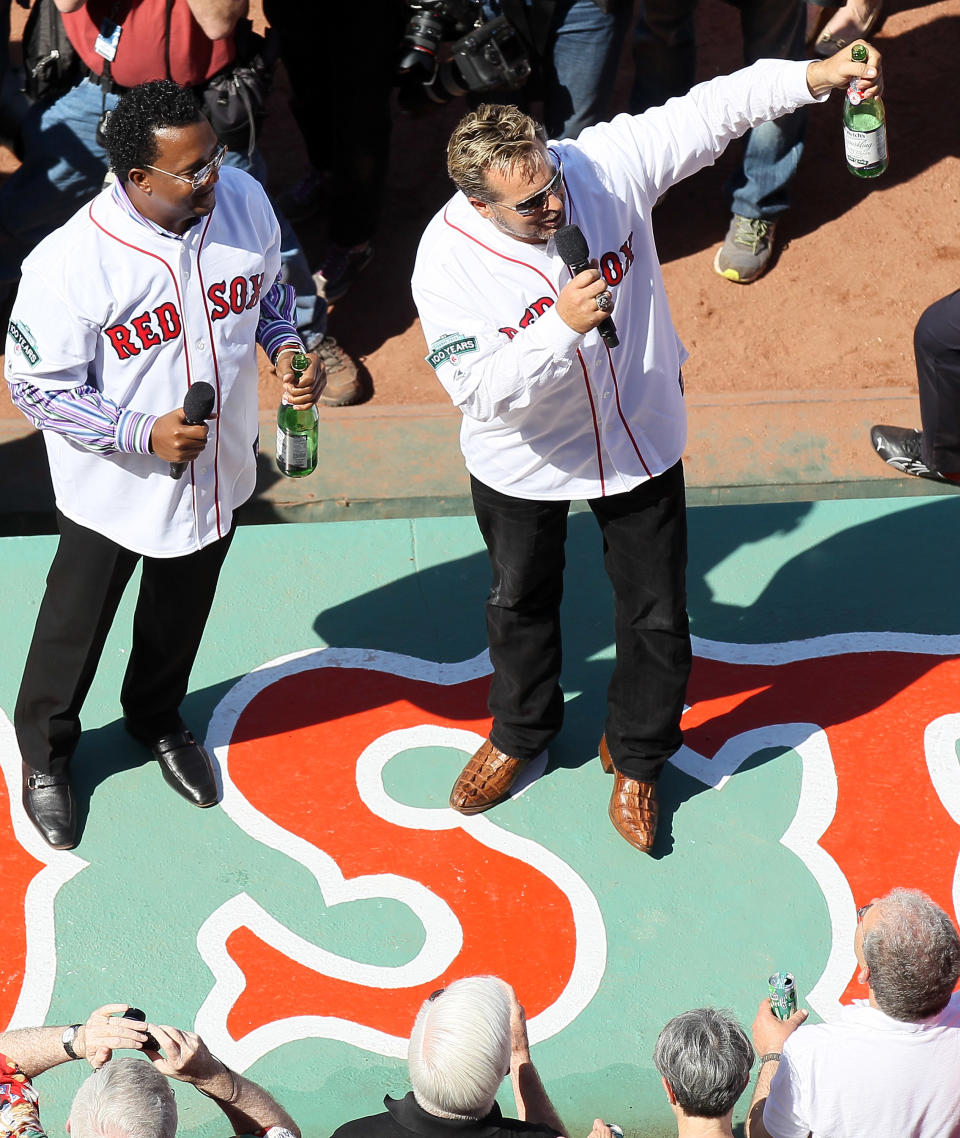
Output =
[{"x1": 446, "y1": 103, "x2": 547, "y2": 200}]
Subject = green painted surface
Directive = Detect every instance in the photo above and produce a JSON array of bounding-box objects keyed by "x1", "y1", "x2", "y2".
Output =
[{"x1": 1, "y1": 494, "x2": 958, "y2": 1138}]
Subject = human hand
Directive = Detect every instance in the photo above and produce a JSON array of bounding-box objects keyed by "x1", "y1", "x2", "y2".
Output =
[
  {"x1": 751, "y1": 997, "x2": 808, "y2": 1055},
  {"x1": 78, "y1": 1003, "x2": 154, "y2": 1070},
  {"x1": 587, "y1": 1120, "x2": 614, "y2": 1138},
  {"x1": 806, "y1": 39, "x2": 882, "y2": 99},
  {"x1": 145, "y1": 1024, "x2": 224, "y2": 1086},
  {"x1": 149, "y1": 407, "x2": 209, "y2": 463},
  {"x1": 555, "y1": 267, "x2": 614, "y2": 335},
  {"x1": 275, "y1": 348, "x2": 325, "y2": 408},
  {"x1": 502, "y1": 981, "x2": 530, "y2": 1058}
]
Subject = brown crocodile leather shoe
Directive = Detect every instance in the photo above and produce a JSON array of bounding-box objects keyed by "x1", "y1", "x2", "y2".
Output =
[
  {"x1": 449, "y1": 738, "x2": 527, "y2": 815},
  {"x1": 599, "y1": 734, "x2": 658, "y2": 853}
]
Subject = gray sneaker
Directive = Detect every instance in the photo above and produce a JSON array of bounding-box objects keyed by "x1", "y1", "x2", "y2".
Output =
[
  {"x1": 713, "y1": 215, "x2": 777, "y2": 283},
  {"x1": 317, "y1": 336, "x2": 367, "y2": 407}
]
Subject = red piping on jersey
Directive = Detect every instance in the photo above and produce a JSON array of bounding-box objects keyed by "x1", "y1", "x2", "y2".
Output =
[
  {"x1": 442, "y1": 181, "x2": 607, "y2": 490},
  {"x1": 89, "y1": 204, "x2": 222, "y2": 541},
  {"x1": 193, "y1": 212, "x2": 223, "y2": 537},
  {"x1": 564, "y1": 170, "x2": 651, "y2": 481}
]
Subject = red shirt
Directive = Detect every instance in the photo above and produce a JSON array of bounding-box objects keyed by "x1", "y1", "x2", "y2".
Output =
[{"x1": 62, "y1": 0, "x2": 235, "y2": 88}]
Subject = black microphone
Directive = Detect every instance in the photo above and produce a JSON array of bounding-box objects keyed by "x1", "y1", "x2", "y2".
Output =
[
  {"x1": 555, "y1": 224, "x2": 619, "y2": 349},
  {"x1": 170, "y1": 381, "x2": 215, "y2": 480}
]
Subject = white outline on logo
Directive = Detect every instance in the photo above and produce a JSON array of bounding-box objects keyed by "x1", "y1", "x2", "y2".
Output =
[
  {"x1": 195, "y1": 648, "x2": 606, "y2": 1070},
  {"x1": 0, "y1": 708, "x2": 87, "y2": 1029}
]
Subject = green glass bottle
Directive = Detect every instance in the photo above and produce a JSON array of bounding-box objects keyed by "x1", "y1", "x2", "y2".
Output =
[
  {"x1": 843, "y1": 43, "x2": 887, "y2": 179},
  {"x1": 276, "y1": 351, "x2": 319, "y2": 478}
]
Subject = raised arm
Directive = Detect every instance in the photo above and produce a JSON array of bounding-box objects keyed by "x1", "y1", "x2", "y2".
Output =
[
  {"x1": 745, "y1": 999, "x2": 809, "y2": 1138},
  {"x1": 505, "y1": 985, "x2": 568, "y2": 1137},
  {"x1": 0, "y1": 1004, "x2": 151, "y2": 1078},
  {"x1": 147, "y1": 1025, "x2": 300, "y2": 1138}
]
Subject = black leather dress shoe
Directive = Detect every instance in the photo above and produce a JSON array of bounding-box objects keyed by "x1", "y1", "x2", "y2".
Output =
[
  {"x1": 153, "y1": 728, "x2": 218, "y2": 807},
  {"x1": 127, "y1": 722, "x2": 218, "y2": 807},
  {"x1": 22, "y1": 763, "x2": 77, "y2": 849}
]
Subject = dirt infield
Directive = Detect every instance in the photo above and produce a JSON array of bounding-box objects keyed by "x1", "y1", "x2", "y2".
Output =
[{"x1": 3, "y1": 0, "x2": 958, "y2": 418}]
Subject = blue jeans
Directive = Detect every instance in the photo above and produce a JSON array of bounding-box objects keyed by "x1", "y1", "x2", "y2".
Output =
[
  {"x1": 630, "y1": 0, "x2": 807, "y2": 220},
  {"x1": 0, "y1": 78, "x2": 325, "y2": 340},
  {"x1": 483, "y1": 0, "x2": 631, "y2": 139}
]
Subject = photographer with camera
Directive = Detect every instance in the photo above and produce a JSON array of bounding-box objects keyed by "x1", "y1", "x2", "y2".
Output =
[
  {"x1": 0, "y1": 1003, "x2": 299, "y2": 1138},
  {"x1": 397, "y1": 0, "x2": 629, "y2": 139}
]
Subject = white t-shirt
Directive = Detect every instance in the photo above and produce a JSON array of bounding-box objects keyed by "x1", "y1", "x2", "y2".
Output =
[{"x1": 763, "y1": 993, "x2": 960, "y2": 1138}]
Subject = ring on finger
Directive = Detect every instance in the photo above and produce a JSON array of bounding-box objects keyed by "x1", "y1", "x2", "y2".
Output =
[{"x1": 596, "y1": 291, "x2": 613, "y2": 313}]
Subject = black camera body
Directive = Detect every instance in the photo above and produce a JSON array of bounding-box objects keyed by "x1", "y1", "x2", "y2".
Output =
[{"x1": 398, "y1": 0, "x2": 530, "y2": 111}]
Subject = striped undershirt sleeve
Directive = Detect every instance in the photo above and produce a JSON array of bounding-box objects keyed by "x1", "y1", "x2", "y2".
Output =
[
  {"x1": 256, "y1": 274, "x2": 302, "y2": 363},
  {"x1": 9, "y1": 381, "x2": 157, "y2": 456}
]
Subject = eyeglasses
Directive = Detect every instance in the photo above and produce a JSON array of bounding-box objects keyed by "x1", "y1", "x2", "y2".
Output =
[
  {"x1": 144, "y1": 144, "x2": 226, "y2": 190},
  {"x1": 857, "y1": 903, "x2": 874, "y2": 925},
  {"x1": 493, "y1": 160, "x2": 563, "y2": 216}
]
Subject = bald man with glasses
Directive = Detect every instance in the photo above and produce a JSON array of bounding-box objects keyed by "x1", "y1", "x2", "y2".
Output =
[{"x1": 412, "y1": 47, "x2": 881, "y2": 854}]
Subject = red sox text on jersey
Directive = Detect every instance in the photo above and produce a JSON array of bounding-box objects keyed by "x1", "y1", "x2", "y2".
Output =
[{"x1": 104, "y1": 273, "x2": 266, "y2": 360}]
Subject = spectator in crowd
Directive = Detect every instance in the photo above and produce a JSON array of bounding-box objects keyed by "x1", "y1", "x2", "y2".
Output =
[
  {"x1": 655, "y1": 1008, "x2": 754, "y2": 1136},
  {"x1": 0, "y1": 0, "x2": 350, "y2": 376},
  {"x1": 412, "y1": 47, "x2": 880, "y2": 853},
  {"x1": 0, "y1": 1001, "x2": 300, "y2": 1138},
  {"x1": 586, "y1": 1008, "x2": 752, "y2": 1138},
  {"x1": 746, "y1": 887, "x2": 960, "y2": 1138},
  {"x1": 477, "y1": 0, "x2": 632, "y2": 141},
  {"x1": 870, "y1": 289, "x2": 960, "y2": 486},
  {"x1": 809, "y1": 0, "x2": 883, "y2": 57},
  {"x1": 263, "y1": 0, "x2": 402, "y2": 407},
  {"x1": 631, "y1": 0, "x2": 808, "y2": 284},
  {"x1": 330, "y1": 977, "x2": 566, "y2": 1138},
  {"x1": 5, "y1": 79, "x2": 322, "y2": 850}
]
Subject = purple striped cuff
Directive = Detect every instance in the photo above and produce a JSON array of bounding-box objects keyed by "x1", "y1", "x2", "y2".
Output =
[{"x1": 116, "y1": 408, "x2": 158, "y2": 455}]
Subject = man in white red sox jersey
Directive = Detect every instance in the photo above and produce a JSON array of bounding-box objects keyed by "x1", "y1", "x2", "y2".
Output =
[
  {"x1": 412, "y1": 46, "x2": 881, "y2": 853},
  {"x1": 4, "y1": 80, "x2": 323, "y2": 850}
]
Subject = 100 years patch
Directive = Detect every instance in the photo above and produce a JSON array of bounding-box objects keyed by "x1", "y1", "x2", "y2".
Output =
[{"x1": 426, "y1": 333, "x2": 477, "y2": 371}]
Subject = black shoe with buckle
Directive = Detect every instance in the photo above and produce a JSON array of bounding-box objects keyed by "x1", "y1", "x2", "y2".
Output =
[
  {"x1": 22, "y1": 763, "x2": 77, "y2": 849},
  {"x1": 870, "y1": 425, "x2": 953, "y2": 483},
  {"x1": 126, "y1": 721, "x2": 218, "y2": 807}
]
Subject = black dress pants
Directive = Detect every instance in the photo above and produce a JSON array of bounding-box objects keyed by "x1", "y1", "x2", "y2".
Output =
[
  {"x1": 15, "y1": 512, "x2": 234, "y2": 775},
  {"x1": 917, "y1": 289, "x2": 960, "y2": 475},
  {"x1": 470, "y1": 460, "x2": 692, "y2": 781}
]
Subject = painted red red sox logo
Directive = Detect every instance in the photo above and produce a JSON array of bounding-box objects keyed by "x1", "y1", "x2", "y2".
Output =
[
  {"x1": 3, "y1": 635, "x2": 959, "y2": 1051},
  {"x1": 104, "y1": 272, "x2": 266, "y2": 360},
  {"x1": 499, "y1": 232, "x2": 635, "y2": 340}
]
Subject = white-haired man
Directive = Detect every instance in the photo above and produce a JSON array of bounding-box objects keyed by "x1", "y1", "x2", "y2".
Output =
[
  {"x1": 330, "y1": 977, "x2": 566, "y2": 1138},
  {"x1": 746, "y1": 887, "x2": 960, "y2": 1138},
  {"x1": 411, "y1": 44, "x2": 882, "y2": 855},
  {"x1": 0, "y1": 1002, "x2": 299, "y2": 1138}
]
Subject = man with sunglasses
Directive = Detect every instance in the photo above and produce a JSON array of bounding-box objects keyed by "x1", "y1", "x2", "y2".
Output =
[
  {"x1": 4, "y1": 79, "x2": 322, "y2": 850},
  {"x1": 412, "y1": 46, "x2": 881, "y2": 854},
  {"x1": 746, "y1": 889, "x2": 960, "y2": 1138}
]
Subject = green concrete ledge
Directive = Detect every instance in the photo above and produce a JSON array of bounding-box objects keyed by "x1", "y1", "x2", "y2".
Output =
[{"x1": 0, "y1": 384, "x2": 946, "y2": 532}]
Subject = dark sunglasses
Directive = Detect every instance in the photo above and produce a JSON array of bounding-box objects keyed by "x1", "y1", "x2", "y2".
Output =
[{"x1": 494, "y1": 160, "x2": 564, "y2": 216}]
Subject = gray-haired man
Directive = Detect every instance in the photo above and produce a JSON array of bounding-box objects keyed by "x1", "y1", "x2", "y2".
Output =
[
  {"x1": 747, "y1": 887, "x2": 960, "y2": 1138},
  {"x1": 0, "y1": 1002, "x2": 299, "y2": 1138}
]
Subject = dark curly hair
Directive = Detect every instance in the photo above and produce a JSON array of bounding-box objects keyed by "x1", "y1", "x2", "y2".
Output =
[{"x1": 103, "y1": 79, "x2": 204, "y2": 183}]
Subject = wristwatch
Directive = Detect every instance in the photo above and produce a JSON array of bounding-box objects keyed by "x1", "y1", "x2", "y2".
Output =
[{"x1": 61, "y1": 1024, "x2": 82, "y2": 1060}]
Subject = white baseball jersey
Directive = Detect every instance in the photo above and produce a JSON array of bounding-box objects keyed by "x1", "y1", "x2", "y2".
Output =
[
  {"x1": 5, "y1": 165, "x2": 284, "y2": 557},
  {"x1": 413, "y1": 59, "x2": 824, "y2": 501}
]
